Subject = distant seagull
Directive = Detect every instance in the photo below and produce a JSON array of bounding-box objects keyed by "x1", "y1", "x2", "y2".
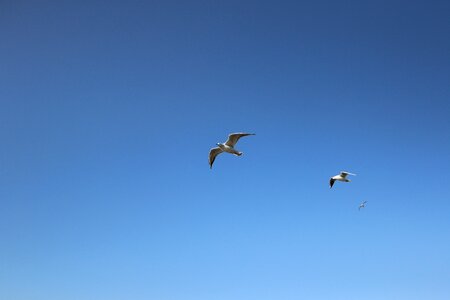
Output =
[
  {"x1": 329, "y1": 171, "x2": 356, "y2": 188},
  {"x1": 359, "y1": 201, "x2": 367, "y2": 210},
  {"x1": 209, "y1": 133, "x2": 255, "y2": 169}
]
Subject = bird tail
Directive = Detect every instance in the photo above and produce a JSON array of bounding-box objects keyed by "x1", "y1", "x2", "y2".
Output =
[{"x1": 236, "y1": 152, "x2": 243, "y2": 156}]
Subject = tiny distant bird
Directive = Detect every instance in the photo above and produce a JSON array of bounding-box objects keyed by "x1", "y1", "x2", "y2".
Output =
[
  {"x1": 359, "y1": 201, "x2": 367, "y2": 210},
  {"x1": 329, "y1": 171, "x2": 356, "y2": 188},
  {"x1": 209, "y1": 133, "x2": 255, "y2": 169}
]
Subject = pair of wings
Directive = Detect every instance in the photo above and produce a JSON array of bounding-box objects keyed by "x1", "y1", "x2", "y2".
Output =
[
  {"x1": 329, "y1": 171, "x2": 356, "y2": 188},
  {"x1": 209, "y1": 133, "x2": 255, "y2": 168},
  {"x1": 359, "y1": 201, "x2": 367, "y2": 210}
]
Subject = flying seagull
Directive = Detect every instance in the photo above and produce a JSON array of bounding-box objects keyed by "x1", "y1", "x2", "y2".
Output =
[
  {"x1": 329, "y1": 171, "x2": 356, "y2": 188},
  {"x1": 359, "y1": 201, "x2": 367, "y2": 210},
  {"x1": 209, "y1": 133, "x2": 255, "y2": 168}
]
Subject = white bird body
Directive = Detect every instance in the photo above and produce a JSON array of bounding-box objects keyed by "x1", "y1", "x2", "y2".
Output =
[
  {"x1": 331, "y1": 174, "x2": 351, "y2": 182},
  {"x1": 217, "y1": 143, "x2": 242, "y2": 156},
  {"x1": 209, "y1": 133, "x2": 255, "y2": 168},
  {"x1": 329, "y1": 171, "x2": 356, "y2": 188}
]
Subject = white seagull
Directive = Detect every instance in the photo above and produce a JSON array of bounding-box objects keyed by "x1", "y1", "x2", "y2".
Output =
[
  {"x1": 209, "y1": 133, "x2": 255, "y2": 169},
  {"x1": 329, "y1": 171, "x2": 356, "y2": 188},
  {"x1": 359, "y1": 201, "x2": 367, "y2": 210}
]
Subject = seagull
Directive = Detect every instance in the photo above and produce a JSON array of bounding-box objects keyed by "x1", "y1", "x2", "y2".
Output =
[
  {"x1": 209, "y1": 133, "x2": 255, "y2": 169},
  {"x1": 329, "y1": 171, "x2": 356, "y2": 188},
  {"x1": 359, "y1": 201, "x2": 367, "y2": 210}
]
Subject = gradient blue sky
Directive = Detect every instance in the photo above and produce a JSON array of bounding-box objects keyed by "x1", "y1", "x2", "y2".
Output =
[{"x1": 1, "y1": 1, "x2": 450, "y2": 299}]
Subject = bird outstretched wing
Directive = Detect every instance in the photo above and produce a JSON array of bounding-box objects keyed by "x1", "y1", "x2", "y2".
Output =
[
  {"x1": 329, "y1": 178, "x2": 335, "y2": 188},
  {"x1": 340, "y1": 171, "x2": 356, "y2": 178},
  {"x1": 225, "y1": 133, "x2": 255, "y2": 147},
  {"x1": 209, "y1": 147, "x2": 223, "y2": 169}
]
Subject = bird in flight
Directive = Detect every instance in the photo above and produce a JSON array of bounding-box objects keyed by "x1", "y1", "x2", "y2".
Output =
[
  {"x1": 209, "y1": 133, "x2": 255, "y2": 169},
  {"x1": 329, "y1": 171, "x2": 356, "y2": 188},
  {"x1": 359, "y1": 201, "x2": 367, "y2": 210}
]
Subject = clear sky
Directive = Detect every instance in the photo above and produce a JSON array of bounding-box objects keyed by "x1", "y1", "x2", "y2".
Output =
[{"x1": 1, "y1": 1, "x2": 450, "y2": 299}]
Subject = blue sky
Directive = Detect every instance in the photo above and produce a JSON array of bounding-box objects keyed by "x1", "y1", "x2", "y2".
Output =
[{"x1": 1, "y1": 1, "x2": 450, "y2": 299}]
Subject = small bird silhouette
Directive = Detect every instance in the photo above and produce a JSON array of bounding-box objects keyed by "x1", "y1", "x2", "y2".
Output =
[
  {"x1": 209, "y1": 133, "x2": 255, "y2": 169},
  {"x1": 329, "y1": 171, "x2": 356, "y2": 188},
  {"x1": 358, "y1": 201, "x2": 367, "y2": 210}
]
